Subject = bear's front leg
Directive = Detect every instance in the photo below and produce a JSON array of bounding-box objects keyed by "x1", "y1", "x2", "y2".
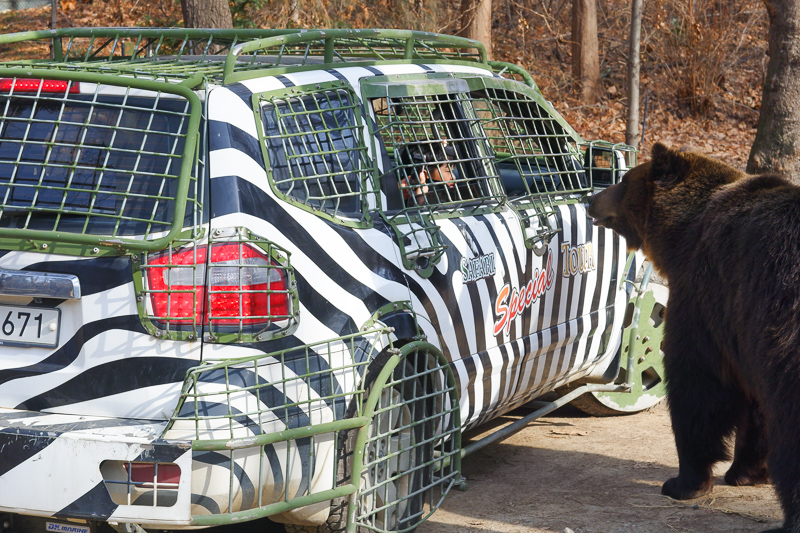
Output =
[
  {"x1": 660, "y1": 319, "x2": 743, "y2": 500},
  {"x1": 662, "y1": 471, "x2": 713, "y2": 500}
]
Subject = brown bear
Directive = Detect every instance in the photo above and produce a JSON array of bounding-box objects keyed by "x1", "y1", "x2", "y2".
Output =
[{"x1": 588, "y1": 142, "x2": 800, "y2": 533}]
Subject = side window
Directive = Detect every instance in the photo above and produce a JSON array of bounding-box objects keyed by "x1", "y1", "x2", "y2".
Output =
[
  {"x1": 470, "y1": 87, "x2": 587, "y2": 198},
  {"x1": 258, "y1": 88, "x2": 375, "y2": 223},
  {"x1": 469, "y1": 85, "x2": 588, "y2": 243},
  {"x1": 371, "y1": 93, "x2": 503, "y2": 213}
]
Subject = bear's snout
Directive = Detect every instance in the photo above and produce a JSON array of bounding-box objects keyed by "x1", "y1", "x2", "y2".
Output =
[{"x1": 587, "y1": 182, "x2": 624, "y2": 227}]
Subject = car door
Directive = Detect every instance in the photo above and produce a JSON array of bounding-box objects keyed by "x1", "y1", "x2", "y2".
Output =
[{"x1": 465, "y1": 76, "x2": 628, "y2": 412}]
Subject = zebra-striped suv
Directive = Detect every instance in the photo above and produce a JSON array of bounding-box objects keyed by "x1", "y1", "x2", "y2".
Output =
[{"x1": 0, "y1": 28, "x2": 666, "y2": 533}]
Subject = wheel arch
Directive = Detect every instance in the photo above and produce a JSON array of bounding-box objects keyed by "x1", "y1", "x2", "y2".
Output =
[{"x1": 343, "y1": 305, "x2": 463, "y2": 531}]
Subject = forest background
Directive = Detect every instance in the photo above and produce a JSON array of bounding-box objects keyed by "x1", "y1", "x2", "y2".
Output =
[{"x1": 0, "y1": 0, "x2": 767, "y2": 170}]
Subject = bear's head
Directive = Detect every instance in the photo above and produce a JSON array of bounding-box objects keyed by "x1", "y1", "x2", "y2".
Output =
[{"x1": 588, "y1": 142, "x2": 743, "y2": 271}]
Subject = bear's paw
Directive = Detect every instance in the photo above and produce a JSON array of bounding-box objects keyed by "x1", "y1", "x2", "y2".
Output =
[
  {"x1": 661, "y1": 476, "x2": 713, "y2": 500},
  {"x1": 724, "y1": 462, "x2": 770, "y2": 487}
]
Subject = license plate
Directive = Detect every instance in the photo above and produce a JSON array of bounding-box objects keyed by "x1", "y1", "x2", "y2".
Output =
[{"x1": 0, "y1": 305, "x2": 60, "y2": 348}]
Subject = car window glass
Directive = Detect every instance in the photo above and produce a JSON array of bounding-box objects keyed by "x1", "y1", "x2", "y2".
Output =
[
  {"x1": 260, "y1": 89, "x2": 369, "y2": 218},
  {"x1": 0, "y1": 94, "x2": 197, "y2": 237}
]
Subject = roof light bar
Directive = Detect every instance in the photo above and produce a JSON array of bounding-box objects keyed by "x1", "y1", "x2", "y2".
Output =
[{"x1": 0, "y1": 78, "x2": 80, "y2": 94}]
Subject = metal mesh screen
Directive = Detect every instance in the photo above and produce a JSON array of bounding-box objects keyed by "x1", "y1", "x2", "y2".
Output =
[
  {"x1": 354, "y1": 348, "x2": 461, "y2": 533},
  {"x1": 165, "y1": 330, "x2": 387, "y2": 515},
  {"x1": 260, "y1": 88, "x2": 375, "y2": 221},
  {"x1": 470, "y1": 87, "x2": 587, "y2": 196},
  {"x1": 373, "y1": 93, "x2": 503, "y2": 212},
  {"x1": 163, "y1": 337, "x2": 460, "y2": 528},
  {"x1": 138, "y1": 230, "x2": 298, "y2": 343},
  {"x1": 0, "y1": 29, "x2": 485, "y2": 84},
  {"x1": 469, "y1": 86, "x2": 588, "y2": 242},
  {"x1": 0, "y1": 78, "x2": 199, "y2": 240}
]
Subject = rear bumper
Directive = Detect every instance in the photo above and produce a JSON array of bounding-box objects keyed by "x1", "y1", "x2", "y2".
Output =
[
  {"x1": 0, "y1": 408, "x2": 194, "y2": 526},
  {"x1": 0, "y1": 329, "x2": 395, "y2": 528}
]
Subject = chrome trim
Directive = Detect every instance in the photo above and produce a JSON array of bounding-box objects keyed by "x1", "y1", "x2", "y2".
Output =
[{"x1": 0, "y1": 268, "x2": 81, "y2": 299}]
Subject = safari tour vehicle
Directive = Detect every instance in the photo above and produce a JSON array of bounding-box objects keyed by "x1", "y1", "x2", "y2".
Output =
[{"x1": 0, "y1": 27, "x2": 665, "y2": 533}]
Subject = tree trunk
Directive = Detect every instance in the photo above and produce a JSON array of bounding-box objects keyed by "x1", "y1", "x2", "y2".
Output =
[
  {"x1": 572, "y1": 0, "x2": 601, "y2": 104},
  {"x1": 747, "y1": 0, "x2": 800, "y2": 182},
  {"x1": 626, "y1": 0, "x2": 644, "y2": 147},
  {"x1": 459, "y1": 0, "x2": 493, "y2": 60},
  {"x1": 181, "y1": 0, "x2": 233, "y2": 29}
]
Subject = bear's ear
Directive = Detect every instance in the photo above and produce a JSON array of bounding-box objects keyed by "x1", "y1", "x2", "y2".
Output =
[{"x1": 649, "y1": 142, "x2": 690, "y2": 188}]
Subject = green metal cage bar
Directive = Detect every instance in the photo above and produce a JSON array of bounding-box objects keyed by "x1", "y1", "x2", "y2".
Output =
[
  {"x1": 165, "y1": 328, "x2": 387, "y2": 525},
  {"x1": 254, "y1": 82, "x2": 379, "y2": 227},
  {"x1": 133, "y1": 228, "x2": 300, "y2": 343},
  {"x1": 465, "y1": 76, "x2": 594, "y2": 244},
  {"x1": 0, "y1": 28, "x2": 489, "y2": 87},
  {"x1": 161, "y1": 330, "x2": 461, "y2": 530},
  {"x1": 346, "y1": 341, "x2": 462, "y2": 533},
  {"x1": 0, "y1": 68, "x2": 202, "y2": 254},
  {"x1": 581, "y1": 139, "x2": 638, "y2": 187}
]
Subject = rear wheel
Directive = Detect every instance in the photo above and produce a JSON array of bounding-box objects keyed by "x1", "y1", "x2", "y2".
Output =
[
  {"x1": 357, "y1": 375, "x2": 427, "y2": 531},
  {"x1": 571, "y1": 275, "x2": 668, "y2": 416},
  {"x1": 285, "y1": 356, "x2": 431, "y2": 533}
]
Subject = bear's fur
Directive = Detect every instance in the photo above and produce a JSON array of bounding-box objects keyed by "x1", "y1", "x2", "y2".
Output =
[{"x1": 588, "y1": 143, "x2": 800, "y2": 533}]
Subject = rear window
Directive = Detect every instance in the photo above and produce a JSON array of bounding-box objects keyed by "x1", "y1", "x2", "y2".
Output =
[{"x1": 0, "y1": 90, "x2": 197, "y2": 237}]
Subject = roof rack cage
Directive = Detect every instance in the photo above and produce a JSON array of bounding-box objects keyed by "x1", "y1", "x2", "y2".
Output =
[{"x1": 0, "y1": 28, "x2": 488, "y2": 86}]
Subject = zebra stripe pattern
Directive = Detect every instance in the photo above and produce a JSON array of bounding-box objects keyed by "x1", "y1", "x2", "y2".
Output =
[{"x1": 0, "y1": 62, "x2": 628, "y2": 523}]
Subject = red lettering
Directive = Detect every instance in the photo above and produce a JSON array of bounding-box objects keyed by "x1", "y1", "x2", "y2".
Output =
[
  {"x1": 493, "y1": 251, "x2": 555, "y2": 337},
  {"x1": 493, "y1": 284, "x2": 510, "y2": 336},
  {"x1": 508, "y1": 289, "x2": 520, "y2": 325}
]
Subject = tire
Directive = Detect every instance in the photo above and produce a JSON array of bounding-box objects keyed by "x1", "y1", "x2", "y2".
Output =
[
  {"x1": 571, "y1": 272, "x2": 669, "y2": 416},
  {"x1": 285, "y1": 355, "x2": 431, "y2": 533}
]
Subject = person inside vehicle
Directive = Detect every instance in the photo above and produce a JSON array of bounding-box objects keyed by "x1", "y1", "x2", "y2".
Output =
[{"x1": 396, "y1": 140, "x2": 457, "y2": 207}]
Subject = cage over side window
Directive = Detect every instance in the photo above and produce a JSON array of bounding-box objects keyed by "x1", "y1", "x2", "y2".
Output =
[
  {"x1": 369, "y1": 81, "x2": 503, "y2": 214},
  {"x1": 259, "y1": 87, "x2": 375, "y2": 223}
]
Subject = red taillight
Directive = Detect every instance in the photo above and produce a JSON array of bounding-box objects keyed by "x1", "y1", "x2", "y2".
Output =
[
  {"x1": 125, "y1": 462, "x2": 181, "y2": 485},
  {"x1": 146, "y1": 243, "x2": 290, "y2": 327},
  {"x1": 0, "y1": 78, "x2": 80, "y2": 94},
  {"x1": 207, "y1": 243, "x2": 290, "y2": 323}
]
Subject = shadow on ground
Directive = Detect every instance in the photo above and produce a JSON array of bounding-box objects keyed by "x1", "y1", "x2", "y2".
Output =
[{"x1": 420, "y1": 404, "x2": 782, "y2": 533}]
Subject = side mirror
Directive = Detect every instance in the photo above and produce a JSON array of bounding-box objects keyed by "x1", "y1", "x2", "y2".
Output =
[{"x1": 583, "y1": 143, "x2": 635, "y2": 186}]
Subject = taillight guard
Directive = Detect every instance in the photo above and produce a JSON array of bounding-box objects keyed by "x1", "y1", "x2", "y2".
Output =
[{"x1": 136, "y1": 229, "x2": 299, "y2": 343}]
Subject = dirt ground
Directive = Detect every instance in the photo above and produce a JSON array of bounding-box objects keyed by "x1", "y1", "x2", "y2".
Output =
[{"x1": 418, "y1": 403, "x2": 783, "y2": 533}]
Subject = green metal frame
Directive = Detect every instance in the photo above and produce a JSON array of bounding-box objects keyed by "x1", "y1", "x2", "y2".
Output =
[
  {"x1": 606, "y1": 254, "x2": 667, "y2": 408},
  {"x1": 463, "y1": 75, "x2": 594, "y2": 246},
  {"x1": 0, "y1": 28, "x2": 498, "y2": 253},
  {"x1": 252, "y1": 81, "x2": 379, "y2": 228},
  {"x1": 132, "y1": 227, "x2": 299, "y2": 343},
  {"x1": 168, "y1": 327, "x2": 389, "y2": 526},
  {"x1": 0, "y1": 28, "x2": 489, "y2": 87},
  {"x1": 0, "y1": 68, "x2": 202, "y2": 255},
  {"x1": 345, "y1": 341, "x2": 462, "y2": 533},
  {"x1": 161, "y1": 328, "x2": 461, "y2": 530},
  {"x1": 363, "y1": 74, "x2": 507, "y2": 274},
  {"x1": 581, "y1": 140, "x2": 638, "y2": 186}
]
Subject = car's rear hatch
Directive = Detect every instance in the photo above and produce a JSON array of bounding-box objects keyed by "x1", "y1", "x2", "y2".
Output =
[{"x1": 0, "y1": 71, "x2": 204, "y2": 420}]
